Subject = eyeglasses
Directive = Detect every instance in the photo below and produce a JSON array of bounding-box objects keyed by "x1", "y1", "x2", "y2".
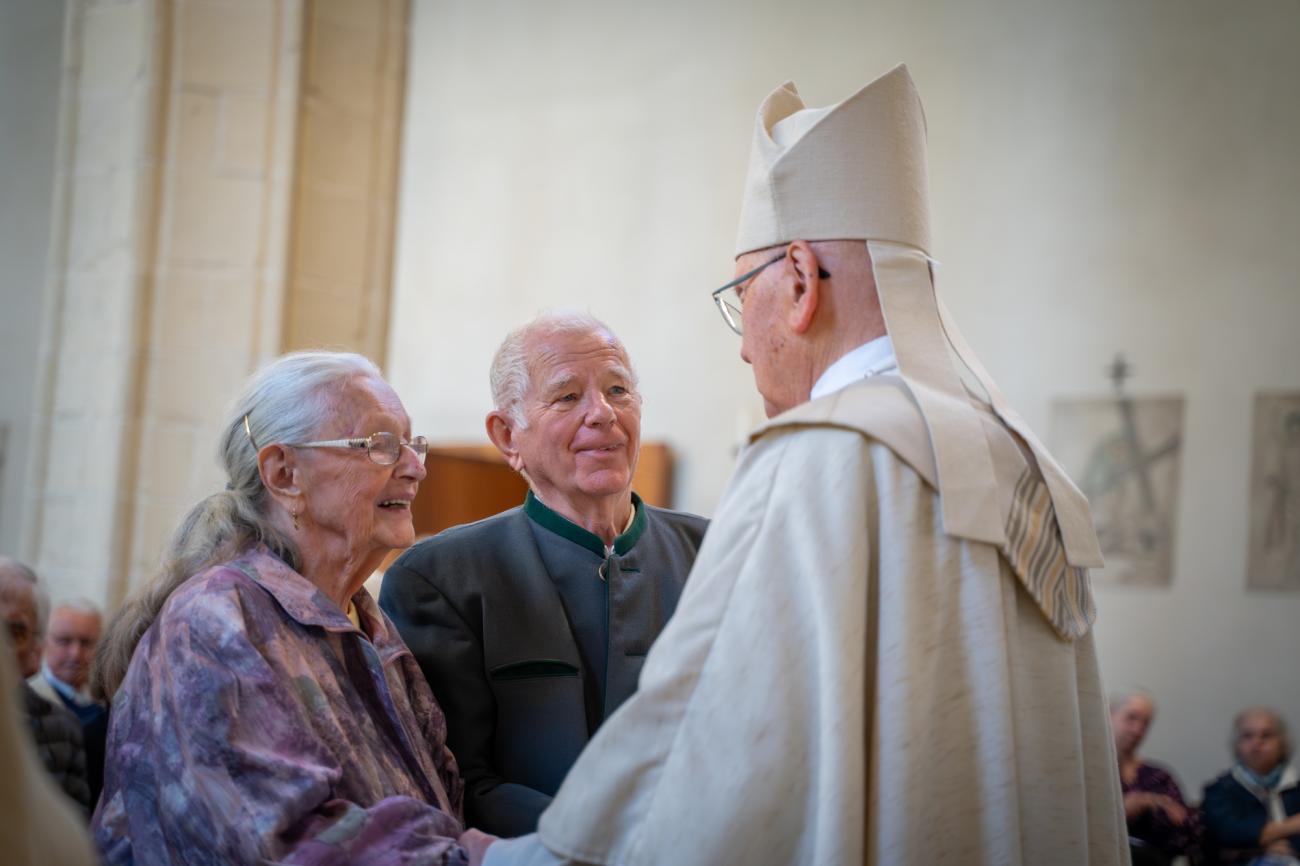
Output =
[
  {"x1": 287, "y1": 432, "x2": 429, "y2": 466},
  {"x1": 710, "y1": 248, "x2": 830, "y2": 336}
]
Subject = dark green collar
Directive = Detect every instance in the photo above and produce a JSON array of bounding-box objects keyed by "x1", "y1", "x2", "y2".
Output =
[{"x1": 524, "y1": 490, "x2": 646, "y2": 557}]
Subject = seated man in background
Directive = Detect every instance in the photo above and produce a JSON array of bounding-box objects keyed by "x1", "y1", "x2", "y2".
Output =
[
  {"x1": 381, "y1": 311, "x2": 707, "y2": 837},
  {"x1": 0, "y1": 558, "x2": 90, "y2": 814},
  {"x1": 30, "y1": 600, "x2": 108, "y2": 805},
  {"x1": 1203, "y1": 707, "x2": 1300, "y2": 865},
  {"x1": 1110, "y1": 689, "x2": 1202, "y2": 865}
]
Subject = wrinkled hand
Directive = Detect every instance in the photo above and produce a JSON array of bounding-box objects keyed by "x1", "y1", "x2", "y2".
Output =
[
  {"x1": 460, "y1": 828, "x2": 498, "y2": 866},
  {"x1": 1124, "y1": 791, "x2": 1187, "y2": 824}
]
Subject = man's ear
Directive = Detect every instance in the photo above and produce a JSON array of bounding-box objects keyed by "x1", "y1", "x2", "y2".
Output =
[
  {"x1": 785, "y1": 240, "x2": 822, "y2": 335},
  {"x1": 486, "y1": 411, "x2": 526, "y2": 473},
  {"x1": 259, "y1": 444, "x2": 302, "y2": 508}
]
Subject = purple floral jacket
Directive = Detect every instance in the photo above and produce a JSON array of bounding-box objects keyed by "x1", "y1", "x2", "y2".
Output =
[{"x1": 92, "y1": 547, "x2": 467, "y2": 866}]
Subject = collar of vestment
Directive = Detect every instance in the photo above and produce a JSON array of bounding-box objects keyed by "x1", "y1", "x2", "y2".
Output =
[
  {"x1": 524, "y1": 490, "x2": 646, "y2": 558},
  {"x1": 810, "y1": 334, "x2": 897, "y2": 401},
  {"x1": 228, "y1": 546, "x2": 391, "y2": 646}
]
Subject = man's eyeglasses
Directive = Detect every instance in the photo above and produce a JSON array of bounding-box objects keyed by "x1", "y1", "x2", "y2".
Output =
[
  {"x1": 710, "y1": 249, "x2": 830, "y2": 336},
  {"x1": 288, "y1": 432, "x2": 429, "y2": 466}
]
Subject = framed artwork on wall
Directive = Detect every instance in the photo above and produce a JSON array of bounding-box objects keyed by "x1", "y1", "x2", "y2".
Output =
[
  {"x1": 1247, "y1": 392, "x2": 1300, "y2": 591},
  {"x1": 1050, "y1": 394, "x2": 1185, "y2": 586}
]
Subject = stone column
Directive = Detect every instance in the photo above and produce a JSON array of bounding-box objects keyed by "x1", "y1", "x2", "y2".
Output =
[
  {"x1": 25, "y1": 0, "x2": 409, "y2": 607},
  {"x1": 283, "y1": 0, "x2": 409, "y2": 361}
]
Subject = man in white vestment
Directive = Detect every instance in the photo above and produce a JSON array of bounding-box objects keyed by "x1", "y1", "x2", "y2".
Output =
[{"x1": 473, "y1": 63, "x2": 1129, "y2": 866}]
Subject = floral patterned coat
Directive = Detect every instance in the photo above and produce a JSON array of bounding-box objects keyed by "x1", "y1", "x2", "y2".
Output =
[{"x1": 93, "y1": 547, "x2": 466, "y2": 866}]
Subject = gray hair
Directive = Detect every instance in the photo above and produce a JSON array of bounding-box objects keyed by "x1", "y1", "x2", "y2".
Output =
[
  {"x1": 51, "y1": 597, "x2": 102, "y2": 618},
  {"x1": 0, "y1": 567, "x2": 37, "y2": 618},
  {"x1": 1232, "y1": 706, "x2": 1292, "y2": 765},
  {"x1": 489, "y1": 310, "x2": 637, "y2": 428},
  {"x1": 1108, "y1": 687, "x2": 1155, "y2": 714},
  {"x1": 0, "y1": 556, "x2": 38, "y2": 585},
  {"x1": 92, "y1": 350, "x2": 384, "y2": 700},
  {"x1": 0, "y1": 556, "x2": 48, "y2": 635}
]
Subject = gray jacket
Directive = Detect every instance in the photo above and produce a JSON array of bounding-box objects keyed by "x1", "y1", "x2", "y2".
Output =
[{"x1": 381, "y1": 496, "x2": 706, "y2": 837}]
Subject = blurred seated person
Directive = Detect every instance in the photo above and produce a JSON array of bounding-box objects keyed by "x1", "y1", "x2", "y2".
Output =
[
  {"x1": 90, "y1": 351, "x2": 488, "y2": 866},
  {"x1": 1111, "y1": 690, "x2": 1202, "y2": 865},
  {"x1": 30, "y1": 600, "x2": 108, "y2": 805},
  {"x1": 1202, "y1": 707, "x2": 1300, "y2": 866},
  {"x1": 0, "y1": 558, "x2": 90, "y2": 813},
  {"x1": 1, "y1": 631, "x2": 97, "y2": 866}
]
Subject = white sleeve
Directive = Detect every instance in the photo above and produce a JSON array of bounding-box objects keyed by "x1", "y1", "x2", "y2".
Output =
[{"x1": 482, "y1": 834, "x2": 589, "y2": 866}]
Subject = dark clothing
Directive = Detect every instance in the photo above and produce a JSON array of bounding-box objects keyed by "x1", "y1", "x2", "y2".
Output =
[
  {"x1": 22, "y1": 683, "x2": 90, "y2": 813},
  {"x1": 1123, "y1": 761, "x2": 1203, "y2": 863},
  {"x1": 36, "y1": 677, "x2": 108, "y2": 809},
  {"x1": 381, "y1": 493, "x2": 706, "y2": 837},
  {"x1": 1202, "y1": 766, "x2": 1300, "y2": 864}
]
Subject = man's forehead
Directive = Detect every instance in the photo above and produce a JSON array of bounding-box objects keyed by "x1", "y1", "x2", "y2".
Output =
[
  {"x1": 528, "y1": 332, "x2": 630, "y2": 380},
  {"x1": 51, "y1": 607, "x2": 101, "y2": 628}
]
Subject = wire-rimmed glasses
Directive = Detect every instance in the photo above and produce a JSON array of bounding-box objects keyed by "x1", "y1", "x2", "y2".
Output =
[
  {"x1": 710, "y1": 249, "x2": 830, "y2": 336},
  {"x1": 288, "y1": 432, "x2": 429, "y2": 466}
]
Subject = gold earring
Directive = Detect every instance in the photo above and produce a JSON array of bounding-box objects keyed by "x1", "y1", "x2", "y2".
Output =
[{"x1": 292, "y1": 507, "x2": 300, "y2": 531}]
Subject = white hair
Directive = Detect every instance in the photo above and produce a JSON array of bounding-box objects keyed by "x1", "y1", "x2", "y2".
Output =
[
  {"x1": 93, "y1": 350, "x2": 384, "y2": 699},
  {"x1": 1108, "y1": 687, "x2": 1155, "y2": 714},
  {"x1": 489, "y1": 310, "x2": 638, "y2": 428},
  {"x1": 1232, "y1": 706, "x2": 1292, "y2": 765},
  {"x1": 51, "y1": 597, "x2": 101, "y2": 618}
]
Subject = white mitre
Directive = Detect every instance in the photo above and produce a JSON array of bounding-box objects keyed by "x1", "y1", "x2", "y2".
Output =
[{"x1": 736, "y1": 64, "x2": 1102, "y2": 565}]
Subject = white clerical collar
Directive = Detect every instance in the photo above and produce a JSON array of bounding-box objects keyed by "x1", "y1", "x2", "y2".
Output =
[{"x1": 810, "y1": 335, "x2": 897, "y2": 401}]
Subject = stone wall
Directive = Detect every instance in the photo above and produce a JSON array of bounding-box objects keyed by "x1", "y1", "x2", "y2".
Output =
[{"x1": 18, "y1": 0, "x2": 410, "y2": 608}]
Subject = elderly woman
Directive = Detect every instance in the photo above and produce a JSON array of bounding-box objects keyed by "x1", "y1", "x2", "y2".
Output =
[
  {"x1": 1110, "y1": 690, "x2": 1202, "y2": 865},
  {"x1": 1202, "y1": 708, "x2": 1300, "y2": 865},
  {"x1": 90, "y1": 352, "x2": 486, "y2": 865}
]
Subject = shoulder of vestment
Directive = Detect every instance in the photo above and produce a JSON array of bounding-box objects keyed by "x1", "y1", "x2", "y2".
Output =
[{"x1": 750, "y1": 376, "x2": 939, "y2": 489}]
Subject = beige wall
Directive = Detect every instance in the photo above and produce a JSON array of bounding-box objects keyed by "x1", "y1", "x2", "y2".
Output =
[{"x1": 391, "y1": 0, "x2": 1300, "y2": 792}]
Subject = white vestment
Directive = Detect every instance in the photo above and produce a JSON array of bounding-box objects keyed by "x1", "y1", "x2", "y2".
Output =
[{"x1": 487, "y1": 376, "x2": 1128, "y2": 866}]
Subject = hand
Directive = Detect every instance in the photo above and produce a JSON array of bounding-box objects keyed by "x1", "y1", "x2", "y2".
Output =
[
  {"x1": 1123, "y1": 791, "x2": 1187, "y2": 824},
  {"x1": 459, "y1": 828, "x2": 498, "y2": 866},
  {"x1": 1149, "y1": 794, "x2": 1187, "y2": 825},
  {"x1": 1123, "y1": 790, "x2": 1155, "y2": 819},
  {"x1": 1265, "y1": 839, "x2": 1297, "y2": 857}
]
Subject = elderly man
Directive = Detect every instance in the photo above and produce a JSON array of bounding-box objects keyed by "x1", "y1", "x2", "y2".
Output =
[
  {"x1": 1110, "y1": 690, "x2": 1201, "y2": 865},
  {"x1": 478, "y1": 65, "x2": 1127, "y2": 866},
  {"x1": 0, "y1": 559, "x2": 90, "y2": 813},
  {"x1": 29, "y1": 600, "x2": 107, "y2": 805},
  {"x1": 380, "y1": 311, "x2": 707, "y2": 837}
]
